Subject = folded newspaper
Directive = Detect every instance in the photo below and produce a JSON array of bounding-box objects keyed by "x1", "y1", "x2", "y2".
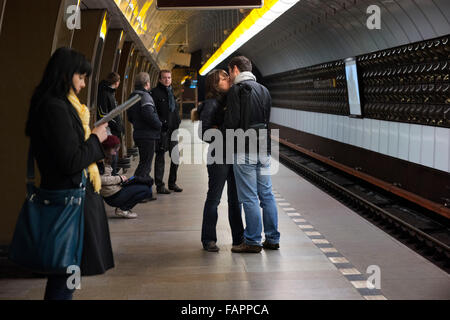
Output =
[{"x1": 94, "y1": 94, "x2": 142, "y2": 127}]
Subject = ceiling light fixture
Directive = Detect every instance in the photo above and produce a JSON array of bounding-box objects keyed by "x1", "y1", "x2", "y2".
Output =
[{"x1": 199, "y1": 0, "x2": 299, "y2": 76}]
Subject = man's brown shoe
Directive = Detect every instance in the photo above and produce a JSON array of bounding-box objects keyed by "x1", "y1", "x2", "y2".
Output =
[
  {"x1": 231, "y1": 243, "x2": 262, "y2": 253},
  {"x1": 263, "y1": 240, "x2": 280, "y2": 250}
]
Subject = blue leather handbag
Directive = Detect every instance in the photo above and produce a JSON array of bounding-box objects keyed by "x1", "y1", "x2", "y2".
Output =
[{"x1": 8, "y1": 146, "x2": 86, "y2": 274}]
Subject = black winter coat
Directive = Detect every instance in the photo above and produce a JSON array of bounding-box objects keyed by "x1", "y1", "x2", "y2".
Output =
[
  {"x1": 224, "y1": 79, "x2": 271, "y2": 130},
  {"x1": 97, "y1": 80, "x2": 123, "y2": 137},
  {"x1": 127, "y1": 88, "x2": 162, "y2": 140},
  {"x1": 27, "y1": 96, "x2": 114, "y2": 276},
  {"x1": 197, "y1": 98, "x2": 225, "y2": 142},
  {"x1": 151, "y1": 82, "x2": 181, "y2": 133},
  {"x1": 224, "y1": 79, "x2": 272, "y2": 154},
  {"x1": 198, "y1": 97, "x2": 229, "y2": 161}
]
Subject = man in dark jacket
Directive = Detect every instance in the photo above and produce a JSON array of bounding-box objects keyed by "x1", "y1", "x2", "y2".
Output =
[
  {"x1": 127, "y1": 72, "x2": 162, "y2": 180},
  {"x1": 97, "y1": 72, "x2": 123, "y2": 174},
  {"x1": 151, "y1": 70, "x2": 182, "y2": 194},
  {"x1": 97, "y1": 72, "x2": 123, "y2": 137},
  {"x1": 224, "y1": 56, "x2": 280, "y2": 254}
]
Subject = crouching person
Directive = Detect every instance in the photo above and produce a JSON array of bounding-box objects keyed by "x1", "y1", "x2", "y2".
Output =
[{"x1": 99, "y1": 135, "x2": 153, "y2": 219}]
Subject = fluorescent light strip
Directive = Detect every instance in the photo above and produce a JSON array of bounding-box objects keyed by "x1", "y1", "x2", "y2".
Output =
[{"x1": 199, "y1": 0, "x2": 299, "y2": 76}]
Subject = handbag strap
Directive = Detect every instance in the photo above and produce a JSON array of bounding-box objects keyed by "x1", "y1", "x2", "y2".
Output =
[
  {"x1": 26, "y1": 144, "x2": 35, "y2": 195},
  {"x1": 80, "y1": 169, "x2": 87, "y2": 188},
  {"x1": 27, "y1": 143, "x2": 87, "y2": 191}
]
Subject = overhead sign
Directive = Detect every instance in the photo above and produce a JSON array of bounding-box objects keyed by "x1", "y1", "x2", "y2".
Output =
[{"x1": 156, "y1": 0, "x2": 263, "y2": 10}]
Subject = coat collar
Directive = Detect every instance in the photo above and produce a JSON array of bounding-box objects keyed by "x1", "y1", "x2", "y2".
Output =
[
  {"x1": 157, "y1": 82, "x2": 173, "y2": 92},
  {"x1": 99, "y1": 80, "x2": 116, "y2": 93},
  {"x1": 234, "y1": 71, "x2": 257, "y2": 85}
]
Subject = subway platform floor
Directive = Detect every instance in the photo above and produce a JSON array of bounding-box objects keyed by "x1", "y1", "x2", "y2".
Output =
[{"x1": 0, "y1": 120, "x2": 449, "y2": 300}]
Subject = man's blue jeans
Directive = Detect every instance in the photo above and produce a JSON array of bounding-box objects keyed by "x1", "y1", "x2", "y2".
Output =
[{"x1": 233, "y1": 153, "x2": 280, "y2": 246}]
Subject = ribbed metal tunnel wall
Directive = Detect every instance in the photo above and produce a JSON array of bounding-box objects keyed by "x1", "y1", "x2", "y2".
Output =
[{"x1": 240, "y1": 0, "x2": 450, "y2": 76}]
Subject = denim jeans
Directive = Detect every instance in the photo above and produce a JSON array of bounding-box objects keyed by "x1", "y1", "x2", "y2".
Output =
[
  {"x1": 104, "y1": 184, "x2": 152, "y2": 211},
  {"x1": 233, "y1": 153, "x2": 280, "y2": 246},
  {"x1": 44, "y1": 274, "x2": 75, "y2": 300},
  {"x1": 201, "y1": 164, "x2": 244, "y2": 246}
]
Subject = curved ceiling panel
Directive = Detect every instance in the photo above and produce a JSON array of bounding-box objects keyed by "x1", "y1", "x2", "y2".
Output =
[
  {"x1": 239, "y1": 0, "x2": 450, "y2": 76},
  {"x1": 84, "y1": 0, "x2": 448, "y2": 73},
  {"x1": 107, "y1": 1, "x2": 247, "y2": 69}
]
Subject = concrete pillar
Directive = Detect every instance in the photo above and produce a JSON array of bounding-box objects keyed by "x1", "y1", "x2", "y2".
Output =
[
  {"x1": 137, "y1": 56, "x2": 146, "y2": 75},
  {"x1": 124, "y1": 50, "x2": 140, "y2": 151},
  {"x1": 71, "y1": 9, "x2": 107, "y2": 117},
  {"x1": 142, "y1": 60, "x2": 149, "y2": 74},
  {"x1": 116, "y1": 41, "x2": 134, "y2": 104},
  {"x1": 99, "y1": 29, "x2": 123, "y2": 83},
  {"x1": 0, "y1": 0, "x2": 6, "y2": 37},
  {"x1": 52, "y1": 0, "x2": 76, "y2": 51},
  {"x1": 152, "y1": 68, "x2": 160, "y2": 88},
  {"x1": 126, "y1": 50, "x2": 139, "y2": 98},
  {"x1": 115, "y1": 41, "x2": 133, "y2": 156},
  {"x1": 149, "y1": 65, "x2": 156, "y2": 87},
  {"x1": 0, "y1": 0, "x2": 64, "y2": 245}
]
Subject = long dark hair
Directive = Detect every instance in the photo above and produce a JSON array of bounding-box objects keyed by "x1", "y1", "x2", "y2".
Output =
[
  {"x1": 26, "y1": 47, "x2": 92, "y2": 136},
  {"x1": 205, "y1": 69, "x2": 229, "y2": 100}
]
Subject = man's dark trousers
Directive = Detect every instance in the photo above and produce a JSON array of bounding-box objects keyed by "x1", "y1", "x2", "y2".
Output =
[
  {"x1": 154, "y1": 132, "x2": 178, "y2": 188},
  {"x1": 134, "y1": 139, "x2": 156, "y2": 177}
]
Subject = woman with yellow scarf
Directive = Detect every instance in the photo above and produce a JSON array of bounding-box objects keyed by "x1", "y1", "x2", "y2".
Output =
[{"x1": 26, "y1": 48, "x2": 115, "y2": 300}]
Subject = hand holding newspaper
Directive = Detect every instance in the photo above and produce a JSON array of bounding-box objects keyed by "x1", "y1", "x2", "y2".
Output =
[{"x1": 94, "y1": 94, "x2": 141, "y2": 127}]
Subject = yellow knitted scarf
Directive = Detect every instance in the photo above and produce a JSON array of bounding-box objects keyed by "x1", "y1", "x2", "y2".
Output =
[{"x1": 67, "y1": 88, "x2": 102, "y2": 193}]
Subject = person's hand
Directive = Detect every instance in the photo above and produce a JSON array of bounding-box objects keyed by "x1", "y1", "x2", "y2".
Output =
[
  {"x1": 92, "y1": 123, "x2": 108, "y2": 142},
  {"x1": 121, "y1": 175, "x2": 128, "y2": 182}
]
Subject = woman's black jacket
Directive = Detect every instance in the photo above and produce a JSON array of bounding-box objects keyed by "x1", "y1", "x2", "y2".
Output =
[
  {"x1": 197, "y1": 98, "x2": 225, "y2": 142},
  {"x1": 27, "y1": 96, "x2": 105, "y2": 190},
  {"x1": 198, "y1": 97, "x2": 230, "y2": 161}
]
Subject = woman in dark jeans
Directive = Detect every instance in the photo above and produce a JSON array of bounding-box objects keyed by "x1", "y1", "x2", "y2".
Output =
[
  {"x1": 25, "y1": 48, "x2": 114, "y2": 299},
  {"x1": 194, "y1": 69, "x2": 244, "y2": 252},
  {"x1": 98, "y1": 135, "x2": 153, "y2": 219}
]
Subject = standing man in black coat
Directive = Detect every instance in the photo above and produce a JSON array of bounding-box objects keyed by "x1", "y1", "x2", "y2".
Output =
[
  {"x1": 127, "y1": 72, "x2": 162, "y2": 182},
  {"x1": 151, "y1": 70, "x2": 183, "y2": 194},
  {"x1": 97, "y1": 72, "x2": 123, "y2": 175},
  {"x1": 224, "y1": 56, "x2": 280, "y2": 253}
]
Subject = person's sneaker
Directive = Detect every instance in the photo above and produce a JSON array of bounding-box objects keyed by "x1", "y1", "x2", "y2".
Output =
[
  {"x1": 263, "y1": 240, "x2": 280, "y2": 250},
  {"x1": 140, "y1": 195, "x2": 157, "y2": 203},
  {"x1": 231, "y1": 242, "x2": 262, "y2": 253},
  {"x1": 157, "y1": 187, "x2": 171, "y2": 194},
  {"x1": 115, "y1": 208, "x2": 138, "y2": 219},
  {"x1": 168, "y1": 184, "x2": 183, "y2": 192},
  {"x1": 203, "y1": 241, "x2": 220, "y2": 252}
]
